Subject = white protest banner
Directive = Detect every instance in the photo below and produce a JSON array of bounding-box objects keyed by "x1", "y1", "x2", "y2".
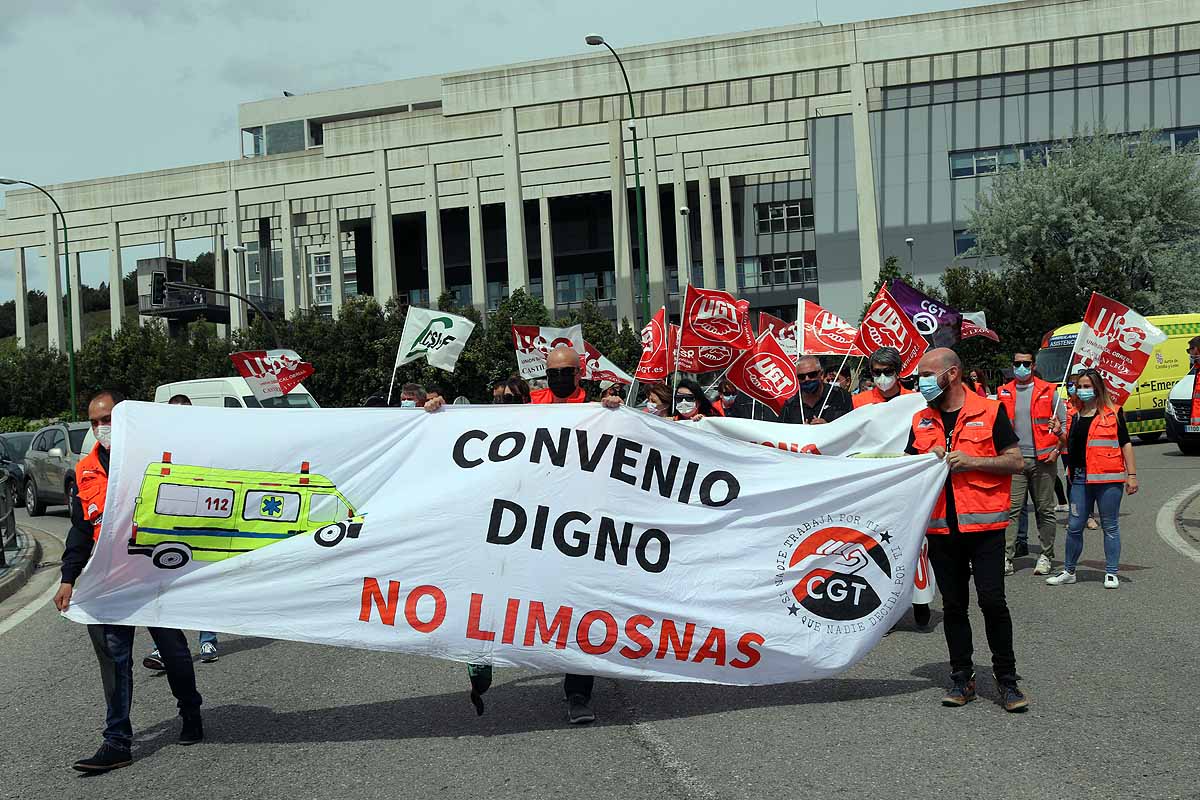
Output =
[
  {"x1": 229, "y1": 350, "x2": 314, "y2": 403},
  {"x1": 512, "y1": 325, "x2": 586, "y2": 379},
  {"x1": 65, "y1": 402, "x2": 945, "y2": 685},
  {"x1": 694, "y1": 394, "x2": 926, "y2": 457},
  {"x1": 396, "y1": 307, "x2": 476, "y2": 372}
]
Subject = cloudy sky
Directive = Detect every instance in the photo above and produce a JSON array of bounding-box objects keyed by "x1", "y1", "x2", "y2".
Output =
[{"x1": 0, "y1": 0, "x2": 975, "y2": 301}]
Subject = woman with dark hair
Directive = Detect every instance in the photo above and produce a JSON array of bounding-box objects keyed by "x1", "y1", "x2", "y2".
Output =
[
  {"x1": 499, "y1": 376, "x2": 531, "y2": 404},
  {"x1": 966, "y1": 369, "x2": 989, "y2": 397},
  {"x1": 671, "y1": 377, "x2": 720, "y2": 420},
  {"x1": 642, "y1": 383, "x2": 672, "y2": 417},
  {"x1": 1046, "y1": 369, "x2": 1138, "y2": 589}
]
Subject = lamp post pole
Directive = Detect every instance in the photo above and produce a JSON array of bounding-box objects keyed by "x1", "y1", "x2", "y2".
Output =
[
  {"x1": 586, "y1": 35, "x2": 651, "y2": 327},
  {"x1": 0, "y1": 178, "x2": 77, "y2": 419}
]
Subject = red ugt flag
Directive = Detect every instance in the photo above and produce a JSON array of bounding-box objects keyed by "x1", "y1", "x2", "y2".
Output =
[
  {"x1": 758, "y1": 311, "x2": 798, "y2": 363},
  {"x1": 674, "y1": 324, "x2": 736, "y2": 374},
  {"x1": 855, "y1": 287, "x2": 928, "y2": 377},
  {"x1": 797, "y1": 299, "x2": 864, "y2": 357},
  {"x1": 635, "y1": 307, "x2": 674, "y2": 382},
  {"x1": 679, "y1": 285, "x2": 755, "y2": 351},
  {"x1": 726, "y1": 332, "x2": 798, "y2": 415}
]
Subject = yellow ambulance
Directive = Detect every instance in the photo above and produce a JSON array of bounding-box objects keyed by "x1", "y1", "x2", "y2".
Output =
[
  {"x1": 1036, "y1": 313, "x2": 1200, "y2": 441},
  {"x1": 127, "y1": 452, "x2": 363, "y2": 569}
]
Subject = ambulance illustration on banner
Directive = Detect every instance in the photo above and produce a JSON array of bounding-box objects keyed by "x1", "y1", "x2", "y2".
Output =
[{"x1": 128, "y1": 452, "x2": 364, "y2": 569}]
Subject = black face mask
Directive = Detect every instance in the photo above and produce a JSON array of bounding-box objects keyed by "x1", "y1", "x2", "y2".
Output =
[{"x1": 547, "y1": 368, "x2": 577, "y2": 398}]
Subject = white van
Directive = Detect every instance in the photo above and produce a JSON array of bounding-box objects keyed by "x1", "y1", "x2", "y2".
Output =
[
  {"x1": 1165, "y1": 374, "x2": 1198, "y2": 455},
  {"x1": 153, "y1": 377, "x2": 319, "y2": 409}
]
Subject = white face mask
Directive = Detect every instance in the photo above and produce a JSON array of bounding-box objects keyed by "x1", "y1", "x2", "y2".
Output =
[
  {"x1": 643, "y1": 400, "x2": 663, "y2": 416},
  {"x1": 399, "y1": 399, "x2": 417, "y2": 408},
  {"x1": 722, "y1": 394, "x2": 737, "y2": 406},
  {"x1": 675, "y1": 399, "x2": 697, "y2": 416},
  {"x1": 96, "y1": 424, "x2": 112, "y2": 450},
  {"x1": 874, "y1": 374, "x2": 897, "y2": 392}
]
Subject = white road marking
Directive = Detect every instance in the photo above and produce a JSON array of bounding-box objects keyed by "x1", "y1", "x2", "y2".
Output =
[
  {"x1": 1155, "y1": 483, "x2": 1200, "y2": 565},
  {"x1": 0, "y1": 524, "x2": 68, "y2": 637}
]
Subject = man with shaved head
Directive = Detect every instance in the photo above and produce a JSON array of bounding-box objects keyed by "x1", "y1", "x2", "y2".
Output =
[
  {"x1": 905, "y1": 348, "x2": 1028, "y2": 712},
  {"x1": 530, "y1": 344, "x2": 588, "y2": 404}
]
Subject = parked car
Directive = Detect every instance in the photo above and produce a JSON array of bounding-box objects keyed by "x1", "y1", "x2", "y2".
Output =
[
  {"x1": 0, "y1": 431, "x2": 35, "y2": 508},
  {"x1": 154, "y1": 377, "x2": 319, "y2": 408},
  {"x1": 23, "y1": 422, "x2": 91, "y2": 516}
]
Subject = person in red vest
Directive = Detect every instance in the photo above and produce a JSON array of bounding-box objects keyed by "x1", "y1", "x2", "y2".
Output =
[
  {"x1": 530, "y1": 345, "x2": 588, "y2": 404},
  {"x1": 1045, "y1": 369, "x2": 1138, "y2": 589},
  {"x1": 53, "y1": 390, "x2": 203, "y2": 773},
  {"x1": 995, "y1": 351, "x2": 1066, "y2": 577},
  {"x1": 852, "y1": 347, "x2": 913, "y2": 408},
  {"x1": 905, "y1": 348, "x2": 1027, "y2": 712}
]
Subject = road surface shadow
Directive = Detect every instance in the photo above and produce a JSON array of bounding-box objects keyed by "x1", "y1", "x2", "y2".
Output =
[{"x1": 128, "y1": 667, "x2": 941, "y2": 754}]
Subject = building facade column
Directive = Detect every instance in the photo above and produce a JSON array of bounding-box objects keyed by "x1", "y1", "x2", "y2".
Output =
[
  {"x1": 538, "y1": 195, "x2": 555, "y2": 311},
  {"x1": 13, "y1": 248, "x2": 30, "y2": 347},
  {"x1": 719, "y1": 174, "x2": 738, "y2": 294},
  {"x1": 609, "y1": 119, "x2": 634, "y2": 324},
  {"x1": 500, "y1": 107, "x2": 529, "y2": 293},
  {"x1": 329, "y1": 207, "x2": 345, "y2": 319},
  {"x1": 372, "y1": 148, "x2": 398, "y2": 303},
  {"x1": 225, "y1": 187, "x2": 247, "y2": 332},
  {"x1": 671, "y1": 150, "x2": 690, "y2": 301},
  {"x1": 164, "y1": 223, "x2": 175, "y2": 258},
  {"x1": 280, "y1": 197, "x2": 298, "y2": 316},
  {"x1": 698, "y1": 167, "x2": 717, "y2": 288},
  {"x1": 639, "y1": 123, "x2": 667, "y2": 316},
  {"x1": 467, "y1": 174, "x2": 486, "y2": 316},
  {"x1": 297, "y1": 241, "x2": 311, "y2": 310},
  {"x1": 424, "y1": 162, "x2": 445, "y2": 306},
  {"x1": 44, "y1": 213, "x2": 65, "y2": 351},
  {"x1": 849, "y1": 61, "x2": 883, "y2": 300},
  {"x1": 212, "y1": 227, "x2": 227, "y2": 337}
]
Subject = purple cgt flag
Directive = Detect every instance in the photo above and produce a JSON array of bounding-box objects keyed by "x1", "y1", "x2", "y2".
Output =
[{"x1": 888, "y1": 279, "x2": 962, "y2": 347}]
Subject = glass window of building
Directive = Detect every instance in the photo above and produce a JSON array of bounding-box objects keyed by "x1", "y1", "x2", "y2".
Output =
[
  {"x1": 756, "y1": 199, "x2": 814, "y2": 233},
  {"x1": 753, "y1": 251, "x2": 817, "y2": 287},
  {"x1": 241, "y1": 127, "x2": 264, "y2": 158},
  {"x1": 308, "y1": 121, "x2": 324, "y2": 148},
  {"x1": 954, "y1": 229, "x2": 978, "y2": 257}
]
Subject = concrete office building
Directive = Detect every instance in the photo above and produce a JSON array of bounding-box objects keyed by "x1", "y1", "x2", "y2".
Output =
[{"x1": 2, "y1": 0, "x2": 1198, "y2": 350}]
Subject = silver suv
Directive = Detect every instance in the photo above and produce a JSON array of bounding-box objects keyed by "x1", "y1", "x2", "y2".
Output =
[{"x1": 23, "y1": 422, "x2": 91, "y2": 516}]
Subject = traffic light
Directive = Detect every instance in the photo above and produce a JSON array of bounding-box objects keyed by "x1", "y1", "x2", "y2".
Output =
[{"x1": 151, "y1": 272, "x2": 166, "y2": 306}]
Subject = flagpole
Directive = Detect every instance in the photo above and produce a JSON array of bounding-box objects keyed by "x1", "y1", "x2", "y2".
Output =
[
  {"x1": 672, "y1": 291, "x2": 686, "y2": 413},
  {"x1": 626, "y1": 379, "x2": 640, "y2": 407},
  {"x1": 386, "y1": 367, "x2": 398, "y2": 406},
  {"x1": 818, "y1": 350, "x2": 852, "y2": 420}
]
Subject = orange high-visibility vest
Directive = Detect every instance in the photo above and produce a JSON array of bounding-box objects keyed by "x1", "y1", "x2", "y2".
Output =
[
  {"x1": 1066, "y1": 406, "x2": 1127, "y2": 484},
  {"x1": 852, "y1": 384, "x2": 913, "y2": 408},
  {"x1": 75, "y1": 443, "x2": 108, "y2": 542},
  {"x1": 997, "y1": 377, "x2": 1060, "y2": 461},
  {"x1": 910, "y1": 390, "x2": 1013, "y2": 535}
]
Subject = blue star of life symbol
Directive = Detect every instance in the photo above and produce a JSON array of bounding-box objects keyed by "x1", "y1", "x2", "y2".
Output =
[{"x1": 260, "y1": 496, "x2": 283, "y2": 517}]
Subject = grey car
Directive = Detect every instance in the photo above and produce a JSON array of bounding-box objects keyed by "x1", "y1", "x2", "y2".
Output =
[
  {"x1": 0, "y1": 431, "x2": 36, "y2": 509},
  {"x1": 23, "y1": 422, "x2": 91, "y2": 516}
]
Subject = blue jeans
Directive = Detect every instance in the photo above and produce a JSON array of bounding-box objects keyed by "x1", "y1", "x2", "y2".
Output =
[
  {"x1": 87, "y1": 625, "x2": 202, "y2": 750},
  {"x1": 1065, "y1": 473, "x2": 1123, "y2": 575}
]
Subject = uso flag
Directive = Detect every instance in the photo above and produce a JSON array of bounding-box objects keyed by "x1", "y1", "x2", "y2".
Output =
[
  {"x1": 1068, "y1": 292, "x2": 1167, "y2": 405},
  {"x1": 582, "y1": 342, "x2": 634, "y2": 385},
  {"x1": 230, "y1": 349, "x2": 315, "y2": 402},
  {"x1": 511, "y1": 324, "x2": 585, "y2": 379},
  {"x1": 680, "y1": 285, "x2": 755, "y2": 351},
  {"x1": 635, "y1": 307, "x2": 674, "y2": 382},
  {"x1": 726, "y1": 332, "x2": 798, "y2": 415},
  {"x1": 856, "y1": 287, "x2": 927, "y2": 376},
  {"x1": 797, "y1": 299, "x2": 863, "y2": 357}
]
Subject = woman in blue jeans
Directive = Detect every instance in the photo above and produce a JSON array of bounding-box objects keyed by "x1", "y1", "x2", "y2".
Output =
[{"x1": 1046, "y1": 370, "x2": 1138, "y2": 589}]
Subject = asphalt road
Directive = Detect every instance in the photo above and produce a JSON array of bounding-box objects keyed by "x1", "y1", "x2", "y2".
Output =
[{"x1": 2, "y1": 440, "x2": 1199, "y2": 800}]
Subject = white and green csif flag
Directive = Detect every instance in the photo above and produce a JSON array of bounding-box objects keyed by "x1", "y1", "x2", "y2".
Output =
[{"x1": 395, "y1": 306, "x2": 476, "y2": 372}]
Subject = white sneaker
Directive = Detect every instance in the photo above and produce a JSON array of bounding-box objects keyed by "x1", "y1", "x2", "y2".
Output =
[
  {"x1": 1103, "y1": 574, "x2": 1119, "y2": 589},
  {"x1": 1045, "y1": 570, "x2": 1077, "y2": 586},
  {"x1": 1004, "y1": 559, "x2": 1015, "y2": 576},
  {"x1": 1034, "y1": 555, "x2": 1052, "y2": 575},
  {"x1": 1055, "y1": 503, "x2": 1068, "y2": 513}
]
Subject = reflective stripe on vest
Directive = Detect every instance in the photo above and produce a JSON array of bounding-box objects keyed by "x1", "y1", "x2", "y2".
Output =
[
  {"x1": 998, "y1": 378, "x2": 1060, "y2": 462},
  {"x1": 910, "y1": 391, "x2": 1013, "y2": 535},
  {"x1": 1066, "y1": 407, "x2": 1126, "y2": 485}
]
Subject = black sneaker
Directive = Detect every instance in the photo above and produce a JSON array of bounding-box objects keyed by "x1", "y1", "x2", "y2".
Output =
[
  {"x1": 912, "y1": 603, "x2": 931, "y2": 629},
  {"x1": 1014, "y1": 540, "x2": 1029, "y2": 558},
  {"x1": 566, "y1": 693, "x2": 596, "y2": 725},
  {"x1": 468, "y1": 664, "x2": 492, "y2": 716},
  {"x1": 142, "y1": 649, "x2": 165, "y2": 671},
  {"x1": 942, "y1": 674, "x2": 977, "y2": 707},
  {"x1": 999, "y1": 681, "x2": 1029, "y2": 713},
  {"x1": 179, "y1": 714, "x2": 204, "y2": 745},
  {"x1": 72, "y1": 743, "x2": 132, "y2": 773}
]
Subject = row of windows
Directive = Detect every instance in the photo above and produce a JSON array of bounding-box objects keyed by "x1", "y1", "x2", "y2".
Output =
[
  {"x1": 755, "y1": 200, "x2": 814, "y2": 234},
  {"x1": 741, "y1": 252, "x2": 818, "y2": 289},
  {"x1": 882, "y1": 52, "x2": 1200, "y2": 111},
  {"x1": 949, "y1": 126, "x2": 1200, "y2": 179}
]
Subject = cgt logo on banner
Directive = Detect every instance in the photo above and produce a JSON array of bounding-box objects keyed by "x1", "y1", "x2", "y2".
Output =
[
  {"x1": 62, "y1": 402, "x2": 946, "y2": 686},
  {"x1": 855, "y1": 288, "x2": 928, "y2": 376},
  {"x1": 512, "y1": 324, "x2": 586, "y2": 379},
  {"x1": 680, "y1": 286, "x2": 755, "y2": 350},
  {"x1": 727, "y1": 333, "x2": 798, "y2": 415},
  {"x1": 229, "y1": 350, "x2": 314, "y2": 401},
  {"x1": 1069, "y1": 292, "x2": 1167, "y2": 405}
]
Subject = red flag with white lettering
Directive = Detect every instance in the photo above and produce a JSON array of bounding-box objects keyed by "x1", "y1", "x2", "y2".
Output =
[
  {"x1": 229, "y1": 349, "x2": 315, "y2": 402},
  {"x1": 726, "y1": 332, "x2": 798, "y2": 415},
  {"x1": 855, "y1": 288, "x2": 928, "y2": 377},
  {"x1": 797, "y1": 299, "x2": 864, "y2": 357},
  {"x1": 758, "y1": 311, "x2": 799, "y2": 364},
  {"x1": 679, "y1": 285, "x2": 755, "y2": 351},
  {"x1": 1067, "y1": 292, "x2": 1167, "y2": 406},
  {"x1": 511, "y1": 324, "x2": 586, "y2": 379},
  {"x1": 582, "y1": 342, "x2": 634, "y2": 385},
  {"x1": 961, "y1": 311, "x2": 1001, "y2": 343},
  {"x1": 674, "y1": 329, "x2": 736, "y2": 374},
  {"x1": 635, "y1": 307, "x2": 674, "y2": 383}
]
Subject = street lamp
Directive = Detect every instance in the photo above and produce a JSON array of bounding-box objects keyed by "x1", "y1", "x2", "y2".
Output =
[
  {"x1": 905, "y1": 236, "x2": 915, "y2": 272},
  {"x1": 0, "y1": 177, "x2": 78, "y2": 419},
  {"x1": 586, "y1": 34, "x2": 651, "y2": 327}
]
